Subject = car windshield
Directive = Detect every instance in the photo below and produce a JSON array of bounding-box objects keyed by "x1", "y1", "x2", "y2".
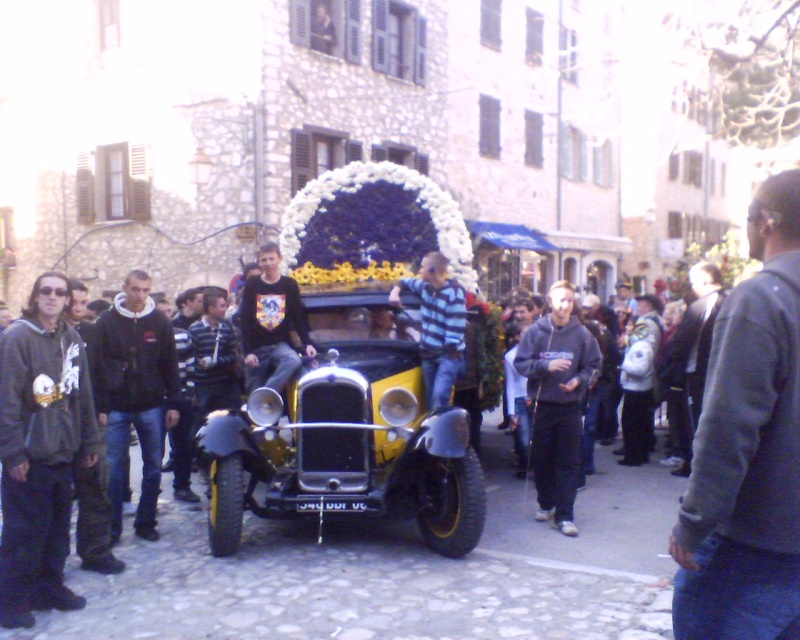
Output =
[{"x1": 308, "y1": 306, "x2": 421, "y2": 344}]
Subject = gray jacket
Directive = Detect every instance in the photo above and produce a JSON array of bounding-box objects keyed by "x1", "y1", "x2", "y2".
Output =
[
  {"x1": 0, "y1": 318, "x2": 101, "y2": 468},
  {"x1": 514, "y1": 315, "x2": 601, "y2": 404},
  {"x1": 673, "y1": 250, "x2": 800, "y2": 553}
]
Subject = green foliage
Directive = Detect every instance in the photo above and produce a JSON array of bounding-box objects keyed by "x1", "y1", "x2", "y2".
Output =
[
  {"x1": 674, "y1": 231, "x2": 760, "y2": 289},
  {"x1": 475, "y1": 304, "x2": 505, "y2": 412}
]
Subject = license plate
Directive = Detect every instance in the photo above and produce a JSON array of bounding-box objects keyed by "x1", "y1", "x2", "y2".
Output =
[{"x1": 296, "y1": 499, "x2": 369, "y2": 512}]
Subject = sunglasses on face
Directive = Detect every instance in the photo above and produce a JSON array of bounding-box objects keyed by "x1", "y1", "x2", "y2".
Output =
[{"x1": 39, "y1": 287, "x2": 68, "y2": 297}]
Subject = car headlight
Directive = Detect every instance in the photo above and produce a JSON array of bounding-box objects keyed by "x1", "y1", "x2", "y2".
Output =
[
  {"x1": 379, "y1": 387, "x2": 419, "y2": 427},
  {"x1": 247, "y1": 387, "x2": 284, "y2": 426}
]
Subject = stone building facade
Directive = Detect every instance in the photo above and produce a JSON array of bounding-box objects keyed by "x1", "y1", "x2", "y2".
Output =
[{"x1": 0, "y1": 0, "x2": 632, "y2": 309}]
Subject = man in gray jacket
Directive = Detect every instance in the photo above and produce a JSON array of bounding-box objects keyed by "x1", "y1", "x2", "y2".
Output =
[
  {"x1": 514, "y1": 280, "x2": 601, "y2": 537},
  {"x1": 0, "y1": 272, "x2": 102, "y2": 630},
  {"x1": 670, "y1": 169, "x2": 800, "y2": 639}
]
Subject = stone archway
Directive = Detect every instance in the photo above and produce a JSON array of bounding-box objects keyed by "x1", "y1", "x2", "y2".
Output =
[{"x1": 586, "y1": 259, "x2": 614, "y2": 304}]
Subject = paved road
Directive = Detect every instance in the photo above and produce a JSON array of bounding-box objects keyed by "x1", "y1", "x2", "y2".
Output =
[{"x1": 0, "y1": 412, "x2": 680, "y2": 639}]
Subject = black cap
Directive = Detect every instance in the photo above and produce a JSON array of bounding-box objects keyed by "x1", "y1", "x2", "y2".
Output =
[{"x1": 635, "y1": 294, "x2": 664, "y2": 315}]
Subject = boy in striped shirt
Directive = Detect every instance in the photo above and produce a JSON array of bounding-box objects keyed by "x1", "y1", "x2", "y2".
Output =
[{"x1": 389, "y1": 252, "x2": 467, "y2": 411}]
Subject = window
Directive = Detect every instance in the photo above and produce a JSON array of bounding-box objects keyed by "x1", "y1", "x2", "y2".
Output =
[
  {"x1": 371, "y1": 142, "x2": 429, "y2": 174},
  {"x1": 98, "y1": 0, "x2": 120, "y2": 51},
  {"x1": 291, "y1": 127, "x2": 363, "y2": 194},
  {"x1": 559, "y1": 26, "x2": 578, "y2": 84},
  {"x1": 668, "y1": 152, "x2": 680, "y2": 181},
  {"x1": 683, "y1": 150, "x2": 702, "y2": 188},
  {"x1": 481, "y1": 0, "x2": 502, "y2": 50},
  {"x1": 290, "y1": 0, "x2": 362, "y2": 64},
  {"x1": 525, "y1": 9, "x2": 543, "y2": 65},
  {"x1": 709, "y1": 158, "x2": 716, "y2": 195},
  {"x1": 593, "y1": 140, "x2": 613, "y2": 187},
  {"x1": 372, "y1": 0, "x2": 426, "y2": 85},
  {"x1": 667, "y1": 211, "x2": 682, "y2": 240},
  {"x1": 479, "y1": 94, "x2": 501, "y2": 158},
  {"x1": 524, "y1": 110, "x2": 543, "y2": 167},
  {"x1": 559, "y1": 124, "x2": 587, "y2": 181},
  {"x1": 76, "y1": 142, "x2": 151, "y2": 223}
]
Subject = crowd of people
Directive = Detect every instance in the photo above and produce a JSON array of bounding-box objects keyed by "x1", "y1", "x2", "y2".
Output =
[{"x1": 2, "y1": 163, "x2": 800, "y2": 636}]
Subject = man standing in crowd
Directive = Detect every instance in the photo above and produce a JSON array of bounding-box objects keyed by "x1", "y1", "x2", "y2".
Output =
[
  {"x1": 189, "y1": 290, "x2": 242, "y2": 420},
  {"x1": 511, "y1": 298, "x2": 537, "y2": 329},
  {"x1": 617, "y1": 294, "x2": 663, "y2": 466},
  {"x1": 389, "y1": 251, "x2": 467, "y2": 411},
  {"x1": 64, "y1": 281, "x2": 125, "y2": 574},
  {"x1": 670, "y1": 169, "x2": 800, "y2": 638},
  {"x1": 0, "y1": 273, "x2": 102, "y2": 629},
  {"x1": 616, "y1": 281, "x2": 639, "y2": 315},
  {"x1": 95, "y1": 270, "x2": 181, "y2": 543},
  {"x1": 514, "y1": 280, "x2": 601, "y2": 537},
  {"x1": 172, "y1": 287, "x2": 204, "y2": 330},
  {"x1": 659, "y1": 261, "x2": 727, "y2": 478},
  {"x1": 240, "y1": 242, "x2": 316, "y2": 394}
]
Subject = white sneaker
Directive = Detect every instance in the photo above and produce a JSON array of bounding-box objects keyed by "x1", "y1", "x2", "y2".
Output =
[
  {"x1": 659, "y1": 456, "x2": 684, "y2": 467},
  {"x1": 534, "y1": 507, "x2": 556, "y2": 522},
  {"x1": 557, "y1": 520, "x2": 579, "y2": 537},
  {"x1": 123, "y1": 502, "x2": 137, "y2": 517}
]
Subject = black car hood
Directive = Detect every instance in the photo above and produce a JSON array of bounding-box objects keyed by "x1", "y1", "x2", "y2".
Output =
[{"x1": 310, "y1": 342, "x2": 419, "y2": 383}]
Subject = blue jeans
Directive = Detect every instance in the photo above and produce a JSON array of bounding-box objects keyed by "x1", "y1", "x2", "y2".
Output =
[
  {"x1": 107, "y1": 407, "x2": 164, "y2": 537},
  {"x1": 673, "y1": 533, "x2": 800, "y2": 640},
  {"x1": 164, "y1": 398, "x2": 195, "y2": 491},
  {"x1": 512, "y1": 397, "x2": 532, "y2": 469},
  {"x1": 421, "y1": 355, "x2": 462, "y2": 411}
]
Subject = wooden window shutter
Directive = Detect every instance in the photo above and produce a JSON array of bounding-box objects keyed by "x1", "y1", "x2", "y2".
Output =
[
  {"x1": 345, "y1": 139, "x2": 364, "y2": 163},
  {"x1": 668, "y1": 152, "x2": 679, "y2": 180},
  {"x1": 526, "y1": 9, "x2": 543, "y2": 64},
  {"x1": 480, "y1": 0, "x2": 502, "y2": 49},
  {"x1": 579, "y1": 132, "x2": 588, "y2": 181},
  {"x1": 289, "y1": 0, "x2": 311, "y2": 47},
  {"x1": 76, "y1": 151, "x2": 96, "y2": 224},
  {"x1": 344, "y1": 0, "x2": 362, "y2": 64},
  {"x1": 524, "y1": 110, "x2": 543, "y2": 167},
  {"x1": 415, "y1": 153, "x2": 429, "y2": 175},
  {"x1": 372, "y1": 0, "x2": 389, "y2": 73},
  {"x1": 414, "y1": 14, "x2": 427, "y2": 86},
  {"x1": 592, "y1": 145, "x2": 601, "y2": 185},
  {"x1": 371, "y1": 144, "x2": 388, "y2": 162},
  {"x1": 291, "y1": 129, "x2": 313, "y2": 195},
  {"x1": 607, "y1": 142, "x2": 615, "y2": 187},
  {"x1": 479, "y1": 94, "x2": 501, "y2": 158},
  {"x1": 128, "y1": 144, "x2": 152, "y2": 221}
]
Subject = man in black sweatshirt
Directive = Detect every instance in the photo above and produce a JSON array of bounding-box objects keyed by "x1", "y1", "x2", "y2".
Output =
[
  {"x1": 514, "y1": 280, "x2": 601, "y2": 538},
  {"x1": 94, "y1": 270, "x2": 181, "y2": 544},
  {"x1": 670, "y1": 170, "x2": 800, "y2": 638},
  {"x1": 240, "y1": 242, "x2": 316, "y2": 394}
]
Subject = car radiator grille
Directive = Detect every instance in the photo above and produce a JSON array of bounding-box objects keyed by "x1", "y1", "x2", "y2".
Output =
[{"x1": 298, "y1": 383, "x2": 369, "y2": 491}]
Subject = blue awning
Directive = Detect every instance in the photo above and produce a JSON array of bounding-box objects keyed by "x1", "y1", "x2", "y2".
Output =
[{"x1": 466, "y1": 221, "x2": 561, "y2": 252}]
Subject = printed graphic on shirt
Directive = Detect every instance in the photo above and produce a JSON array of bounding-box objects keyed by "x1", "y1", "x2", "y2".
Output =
[
  {"x1": 33, "y1": 341, "x2": 81, "y2": 408},
  {"x1": 257, "y1": 294, "x2": 286, "y2": 331},
  {"x1": 539, "y1": 350, "x2": 575, "y2": 361}
]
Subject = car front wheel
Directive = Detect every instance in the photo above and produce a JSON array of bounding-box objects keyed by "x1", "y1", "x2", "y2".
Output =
[
  {"x1": 208, "y1": 455, "x2": 244, "y2": 557},
  {"x1": 417, "y1": 448, "x2": 486, "y2": 558}
]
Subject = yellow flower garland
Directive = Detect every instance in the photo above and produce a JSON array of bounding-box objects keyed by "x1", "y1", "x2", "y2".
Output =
[{"x1": 291, "y1": 261, "x2": 414, "y2": 285}]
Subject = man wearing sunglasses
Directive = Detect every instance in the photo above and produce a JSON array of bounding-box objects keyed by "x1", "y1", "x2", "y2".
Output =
[
  {"x1": 670, "y1": 169, "x2": 800, "y2": 639},
  {"x1": 0, "y1": 272, "x2": 103, "y2": 629}
]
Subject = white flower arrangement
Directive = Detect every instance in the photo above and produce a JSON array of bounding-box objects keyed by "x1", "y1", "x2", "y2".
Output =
[{"x1": 280, "y1": 161, "x2": 479, "y2": 292}]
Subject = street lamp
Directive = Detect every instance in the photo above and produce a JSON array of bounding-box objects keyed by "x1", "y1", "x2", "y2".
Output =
[{"x1": 189, "y1": 146, "x2": 213, "y2": 186}]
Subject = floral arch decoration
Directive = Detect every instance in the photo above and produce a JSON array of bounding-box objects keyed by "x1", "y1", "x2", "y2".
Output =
[{"x1": 279, "y1": 161, "x2": 479, "y2": 292}]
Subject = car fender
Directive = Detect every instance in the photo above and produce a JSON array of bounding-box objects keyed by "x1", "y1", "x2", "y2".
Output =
[
  {"x1": 413, "y1": 407, "x2": 471, "y2": 458},
  {"x1": 195, "y1": 410, "x2": 261, "y2": 461}
]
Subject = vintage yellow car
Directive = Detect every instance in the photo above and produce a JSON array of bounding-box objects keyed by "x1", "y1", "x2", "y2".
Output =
[{"x1": 196, "y1": 283, "x2": 486, "y2": 559}]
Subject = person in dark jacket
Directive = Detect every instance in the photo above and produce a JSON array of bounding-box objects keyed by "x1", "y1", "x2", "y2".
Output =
[
  {"x1": 514, "y1": 280, "x2": 601, "y2": 537},
  {"x1": 669, "y1": 169, "x2": 800, "y2": 639},
  {"x1": 94, "y1": 270, "x2": 181, "y2": 544},
  {"x1": 65, "y1": 280, "x2": 125, "y2": 575},
  {"x1": 0, "y1": 272, "x2": 102, "y2": 630}
]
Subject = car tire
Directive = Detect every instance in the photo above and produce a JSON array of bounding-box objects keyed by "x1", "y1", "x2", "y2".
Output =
[
  {"x1": 417, "y1": 448, "x2": 486, "y2": 558},
  {"x1": 208, "y1": 455, "x2": 244, "y2": 557}
]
